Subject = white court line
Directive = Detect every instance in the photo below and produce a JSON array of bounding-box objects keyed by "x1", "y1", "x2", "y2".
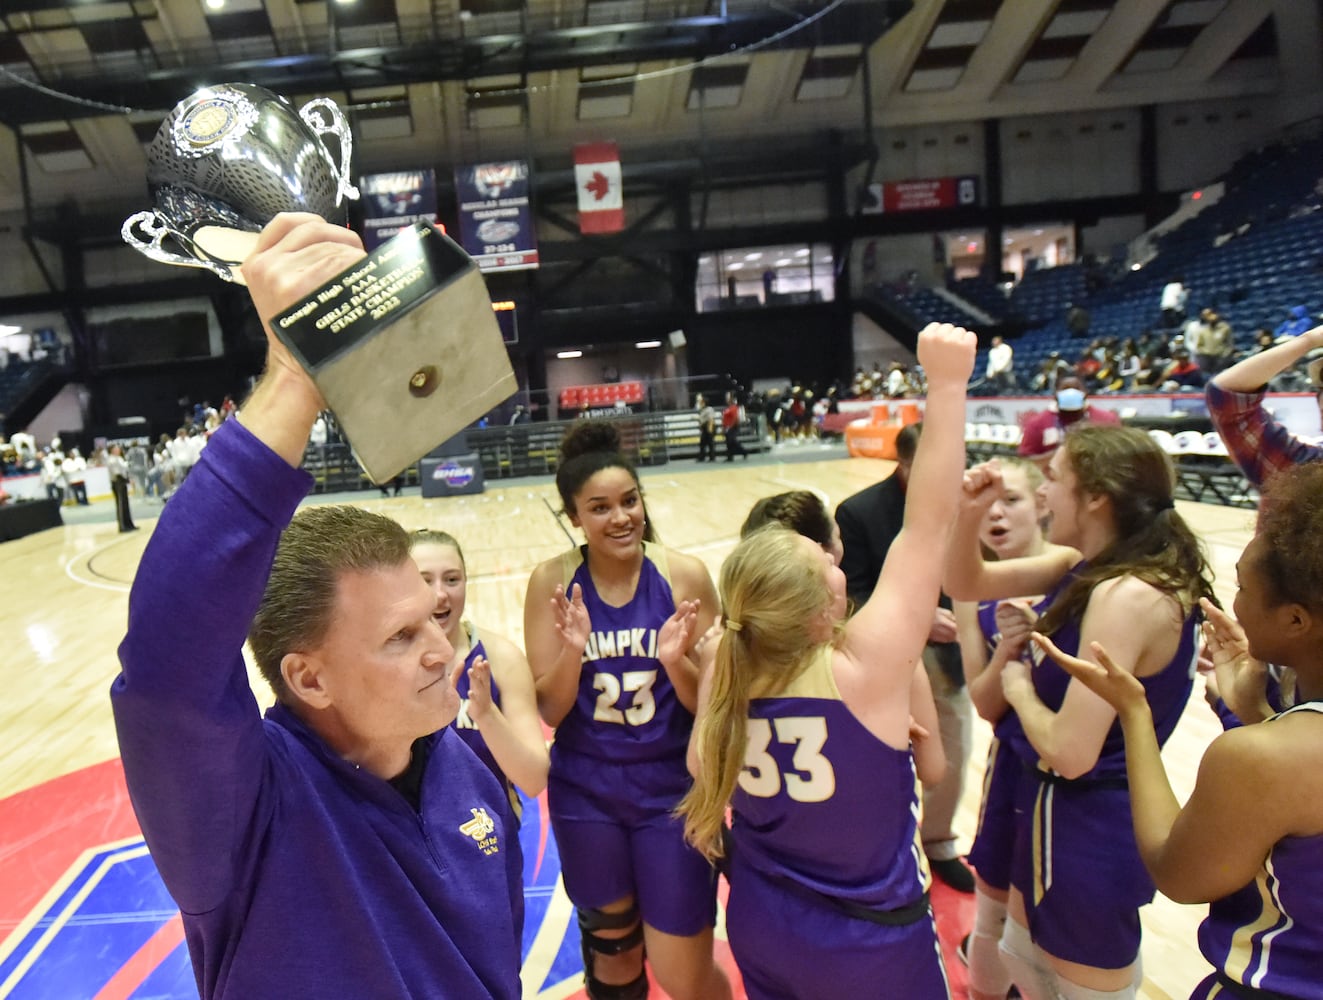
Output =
[
  {"x1": 523, "y1": 876, "x2": 580, "y2": 999},
  {"x1": 62, "y1": 536, "x2": 133, "y2": 593}
]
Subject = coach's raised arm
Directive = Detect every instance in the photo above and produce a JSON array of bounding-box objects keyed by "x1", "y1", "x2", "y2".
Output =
[{"x1": 110, "y1": 213, "x2": 523, "y2": 1000}]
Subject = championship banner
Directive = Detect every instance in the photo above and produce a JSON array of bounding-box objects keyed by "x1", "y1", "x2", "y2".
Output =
[
  {"x1": 454, "y1": 160, "x2": 540, "y2": 272},
  {"x1": 359, "y1": 169, "x2": 439, "y2": 251},
  {"x1": 573, "y1": 141, "x2": 624, "y2": 234},
  {"x1": 862, "y1": 175, "x2": 979, "y2": 214}
]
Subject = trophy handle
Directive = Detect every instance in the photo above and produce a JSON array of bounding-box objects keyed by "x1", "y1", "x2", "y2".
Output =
[
  {"x1": 121, "y1": 211, "x2": 238, "y2": 282},
  {"x1": 299, "y1": 98, "x2": 360, "y2": 205}
]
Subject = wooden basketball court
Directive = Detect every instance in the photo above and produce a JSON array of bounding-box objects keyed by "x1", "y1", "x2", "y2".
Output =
[{"x1": 0, "y1": 448, "x2": 1253, "y2": 998}]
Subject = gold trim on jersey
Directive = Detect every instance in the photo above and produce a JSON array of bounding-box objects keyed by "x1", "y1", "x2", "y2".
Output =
[
  {"x1": 559, "y1": 541, "x2": 672, "y2": 589},
  {"x1": 1223, "y1": 854, "x2": 1290, "y2": 988},
  {"x1": 974, "y1": 737, "x2": 1000, "y2": 840},
  {"x1": 749, "y1": 645, "x2": 840, "y2": 702},
  {"x1": 1032, "y1": 783, "x2": 1055, "y2": 906}
]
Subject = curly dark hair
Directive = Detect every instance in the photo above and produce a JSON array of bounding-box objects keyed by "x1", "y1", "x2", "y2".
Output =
[
  {"x1": 555, "y1": 419, "x2": 656, "y2": 542},
  {"x1": 1036, "y1": 425, "x2": 1215, "y2": 634},
  {"x1": 1256, "y1": 463, "x2": 1323, "y2": 611}
]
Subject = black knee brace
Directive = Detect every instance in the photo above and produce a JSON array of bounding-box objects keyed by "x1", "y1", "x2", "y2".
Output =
[{"x1": 577, "y1": 906, "x2": 648, "y2": 1000}]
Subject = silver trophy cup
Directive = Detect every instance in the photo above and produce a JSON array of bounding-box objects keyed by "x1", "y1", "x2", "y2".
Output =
[
  {"x1": 123, "y1": 83, "x2": 358, "y2": 283},
  {"x1": 121, "y1": 84, "x2": 516, "y2": 483}
]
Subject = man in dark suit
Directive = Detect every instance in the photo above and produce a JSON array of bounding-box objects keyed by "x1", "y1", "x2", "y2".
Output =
[{"x1": 835, "y1": 422, "x2": 975, "y2": 893}]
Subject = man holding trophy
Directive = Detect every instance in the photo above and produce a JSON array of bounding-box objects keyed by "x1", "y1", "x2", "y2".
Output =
[{"x1": 112, "y1": 85, "x2": 523, "y2": 999}]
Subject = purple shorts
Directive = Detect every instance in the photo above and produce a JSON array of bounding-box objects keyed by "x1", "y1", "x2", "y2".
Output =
[
  {"x1": 966, "y1": 737, "x2": 1019, "y2": 893},
  {"x1": 548, "y1": 749, "x2": 716, "y2": 937},
  {"x1": 726, "y1": 856, "x2": 951, "y2": 1000},
  {"x1": 1010, "y1": 772, "x2": 1153, "y2": 968}
]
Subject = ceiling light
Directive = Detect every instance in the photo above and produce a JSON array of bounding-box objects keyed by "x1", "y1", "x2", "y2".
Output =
[
  {"x1": 204, "y1": 0, "x2": 224, "y2": 9},
  {"x1": 556, "y1": 350, "x2": 583, "y2": 359},
  {"x1": 775, "y1": 259, "x2": 792, "y2": 266},
  {"x1": 635, "y1": 341, "x2": 661, "y2": 349},
  {"x1": 728, "y1": 262, "x2": 744, "y2": 271},
  {"x1": 745, "y1": 252, "x2": 762, "y2": 260},
  {"x1": 794, "y1": 249, "x2": 810, "y2": 257}
]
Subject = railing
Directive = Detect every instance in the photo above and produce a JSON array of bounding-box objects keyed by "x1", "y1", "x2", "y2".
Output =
[{"x1": 300, "y1": 409, "x2": 768, "y2": 492}]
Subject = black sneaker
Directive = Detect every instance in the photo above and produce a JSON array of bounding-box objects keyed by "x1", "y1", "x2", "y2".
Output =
[{"x1": 929, "y1": 856, "x2": 976, "y2": 893}]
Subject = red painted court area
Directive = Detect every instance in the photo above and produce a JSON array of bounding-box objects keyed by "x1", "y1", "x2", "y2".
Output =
[{"x1": 0, "y1": 760, "x2": 972, "y2": 999}]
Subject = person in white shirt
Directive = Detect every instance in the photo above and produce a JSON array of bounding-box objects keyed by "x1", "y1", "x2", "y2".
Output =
[
  {"x1": 64, "y1": 448, "x2": 89, "y2": 505},
  {"x1": 986, "y1": 336, "x2": 1015, "y2": 393},
  {"x1": 1160, "y1": 277, "x2": 1188, "y2": 328}
]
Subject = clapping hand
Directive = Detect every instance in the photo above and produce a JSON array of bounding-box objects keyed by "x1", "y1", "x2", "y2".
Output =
[
  {"x1": 1199, "y1": 597, "x2": 1271, "y2": 723},
  {"x1": 552, "y1": 583, "x2": 591, "y2": 654},
  {"x1": 658, "y1": 599, "x2": 701, "y2": 671},
  {"x1": 467, "y1": 656, "x2": 494, "y2": 723}
]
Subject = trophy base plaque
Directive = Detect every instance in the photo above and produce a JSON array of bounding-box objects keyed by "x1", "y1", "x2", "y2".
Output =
[{"x1": 272, "y1": 222, "x2": 516, "y2": 483}]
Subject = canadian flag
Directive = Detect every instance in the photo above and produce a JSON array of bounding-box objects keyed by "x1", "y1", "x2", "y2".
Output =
[{"x1": 574, "y1": 141, "x2": 623, "y2": 234}]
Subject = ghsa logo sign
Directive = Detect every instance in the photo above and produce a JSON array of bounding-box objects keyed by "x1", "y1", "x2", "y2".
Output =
[{"x1": 431, "y1": 462, "x2": 476, "y2": 488}]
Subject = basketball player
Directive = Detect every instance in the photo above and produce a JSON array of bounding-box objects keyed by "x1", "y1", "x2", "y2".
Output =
[
  {"x1": 1034, "y1": 459, "x2": 1323, "y2": 1000},
  {"x1": 739, "y1": 489, "x2": 843, "y2": 565},
  {"x1": 953, "y1": 458, "x2": 1072, "y2": 1000},
  {"x1": 523, "y1": 420, "x2": 731, "y2": 1000},
  {"x1": 409, "y1": 529, "x2": 548, "y2": 813},
  {"x1": 946, "y1": 427, "x2": 1214, "y2": 1000},
  {"x1": 678, "y1": 322, "x2": 976, "y2": 999},
  {"x1": 740, "y1": 489, "x2": 944, "y2": 788},
  {"x1": 112, "y1": 214, "x2": 523, "y2": 999}
]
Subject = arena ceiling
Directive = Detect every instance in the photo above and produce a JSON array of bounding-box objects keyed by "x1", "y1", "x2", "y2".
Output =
[{"x1": 0, "y1": 0, "x2": 1306, "y2": 221}]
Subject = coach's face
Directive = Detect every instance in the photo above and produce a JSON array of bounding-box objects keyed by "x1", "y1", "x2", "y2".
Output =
[{"x1": 289, "y1": 561, "x2": 458, "y2": 777}]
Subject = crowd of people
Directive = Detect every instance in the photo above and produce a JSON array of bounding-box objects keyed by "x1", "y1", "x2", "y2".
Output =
[{"x1": 0, "y1": 394, "x2": 241, "y2": 527}]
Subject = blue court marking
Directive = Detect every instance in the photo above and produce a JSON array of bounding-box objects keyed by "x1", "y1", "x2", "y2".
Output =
[
  {"x1": 2, "y1": 842, "x2": 177, "y2": 1000},
  {"x1": 4, "y1": 796, "x2": 582, "y2": 999}
]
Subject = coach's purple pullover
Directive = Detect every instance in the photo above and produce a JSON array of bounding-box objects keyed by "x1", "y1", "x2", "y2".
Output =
[{"x1": 111, "y1": 420, "x2": 523, "y2": 1000}]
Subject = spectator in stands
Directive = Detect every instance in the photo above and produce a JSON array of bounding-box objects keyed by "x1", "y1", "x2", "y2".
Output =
[
  {"x1": 1075, "y1": 349, "x2": 1103, "y2": 391},
  {"x1": 1188, "y1": 308, "x2": 1235, "y2": 376},
  {"x1": 1160, "y1": 276, "x2": 1189, "y2": 328},
  {"x1": 986, "y1": 335, "x2": 1015, "y2": 394},
  {"x1": 1130, "y1": 353, "x2": 1164, "y2": 392},
  {"x1": 886, "y1": 361, "x2": 910, "y2": 397},
  {"x1": 1207, "y1": 325, "x2": 1323, "y2": 486},
  {"x1": 1274, "y1": 305, "x2": 1315, "y2": 341},
  {"x1": 1116, "y1": 339, "x2": 1141, "y2": 384},
  {"x1": 1161, "y1": 347, "x2": 1206, "y2": 390},
  {"x1": 1017, "y1": 375, "x2": 1121, "y2": 469},
  {"x1": 1029, "y1": 353, "x2": 1070, "y2": 393}
]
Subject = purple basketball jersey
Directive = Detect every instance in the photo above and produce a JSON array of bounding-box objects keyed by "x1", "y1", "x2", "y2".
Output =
[
  {"x1": 1196, "y1": 703, "x2": 1323, "y2": 999},
  {"x1": 730, "y1": 648, "x2": 929, "y2": 910},
  {"x1": 552, "y1": 544, "x2": 693, "y2": 764}
]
